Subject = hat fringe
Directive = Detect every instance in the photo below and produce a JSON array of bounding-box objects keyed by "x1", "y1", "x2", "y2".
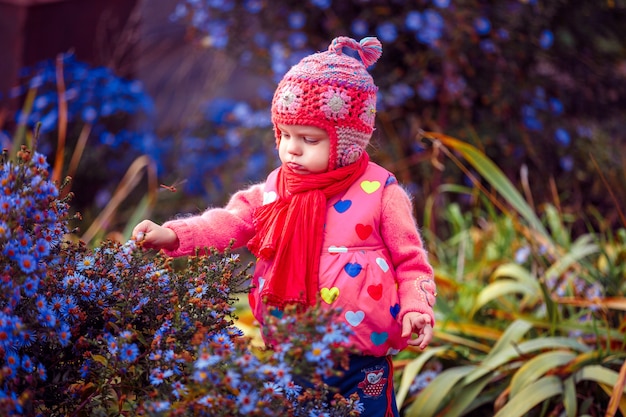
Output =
[{"x1": 329, "y1": 36, "x2": 382, "y2": 68}]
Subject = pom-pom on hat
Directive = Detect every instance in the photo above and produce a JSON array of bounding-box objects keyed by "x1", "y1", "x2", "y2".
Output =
[{"x1": 271, "y1": 36, "x2": 382, "y2": 170}]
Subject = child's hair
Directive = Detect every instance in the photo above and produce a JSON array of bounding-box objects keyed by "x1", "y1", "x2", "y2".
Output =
[{"x1": 271, "y1": 36, "x2": 383, "y2": 170}]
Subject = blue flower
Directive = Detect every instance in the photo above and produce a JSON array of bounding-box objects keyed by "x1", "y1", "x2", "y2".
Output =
[
  {"x1": 195, "y1": 350, "x2": 221, "y2": 369},
  {"x1": 432, "y1": 0, "x2": 450, "y2": 8},
  {"x1": 310, "y1": 0, "x2": 331, "y2": 9},
  {"x1": 474, "y1": 16, "x2": 491, "y2": 35},
  {"x1": 80, "y1": 359, "x2": 92, "y2": 378},
  {"x1": 515, "y1": 246, "x2": 531, "y2": 264},
  {"x1": 37, "y1": 307, "x2": 57, "y2": 328},
  {"x1": 244, "y1": 0, "x2": 263, "y2": 14},
  {"x1": 236, "y1": 389, "x2": 258, "y2": 414},
  {"x1": 288, "y1": 11, "x2": 306, "y2": 29},
  {"x1": 22, "y1": 276, "x2": 40, "y2": 296},
  {"x1": 21, "y1": 355, "x2": 34, "y2": 373},
  {"x1": 351, "y1": 19, "x2": 368, "y2": 37},
  {"x1": 555, "y1": 128, "x2": 571, "y2": 146},
  {"x1": 147, "y1": 401, "x2": 171, "y2": 413},
  {"x1": 149, "y1": 367, "x2": 173, "y2": 385},
  {"x1": 305, "y1": 341, "x2": 330, "y2": 362},
  {"x1": 539, "y1": 29, "x2": 554, "y2": 49},
  {"x1": 423, "y1": 9, "x2": 444, "y2": 30},
  {"x1": 549, "y1": 97, "x2": 564, "y2": 115},
  {"x1": 120, "y1": 343, "x2": 139, "y2": 362},
  {"x1": 377, "y1": 22, "x2": 398, "y2": 43},
  {"x1": 418, "y1": 77, "x2": 437, "y2": 101},
  {"x1": 5, "y1": 351, "x2": 20, "y2": 371},
  {"x1": 405, "y1": 11, "x2": 423, "y2": 32},
  {"x1": 288, "y1": 32, "x2": 308, "y2": 49},
  {"x1": 409, "y1": 370, "x2": 439, "y2": 394},
  {"x1": 521, "y1": 105, "x2": 542, "y2": 131},
  {"x1": 105, "y1": 333, "x2": 119, "y2": 355},
  {"x1": 34, "y1": 238, "x2": 50, "y2": 257},
  {"x1": 36, "y1": 363, "x2": 47, "y2": 381},
  {"x1": 56, "y1": 323, "x2": 72, "y2": 347},
  {"x1": 560, "y1": 156, "x2": 574, "y2": 172}
]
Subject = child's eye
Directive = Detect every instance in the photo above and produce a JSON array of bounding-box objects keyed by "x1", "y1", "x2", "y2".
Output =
[{"x1": 303, "y1": 137, "x2": 318, "y2": 144}]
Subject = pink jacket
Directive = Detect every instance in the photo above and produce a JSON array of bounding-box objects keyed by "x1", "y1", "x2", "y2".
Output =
[{"x1": 163, "y1": 162, "x2": 436, "y2": 356}]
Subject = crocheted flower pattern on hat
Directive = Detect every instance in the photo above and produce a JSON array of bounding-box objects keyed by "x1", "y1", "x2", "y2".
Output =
[
  {"x1": 275, "y1": 84, "x2": 303, "y2": 114},
  {"x1": 360, "y1": 95, "x2": 377, "y2": 126},
  {"x1": 320, "y1": 87, "x2": 351, "y2": 120}
]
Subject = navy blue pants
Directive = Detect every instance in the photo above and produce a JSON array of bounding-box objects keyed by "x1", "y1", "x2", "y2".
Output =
[{"x1": 324, "y1": 355, "x2": 400, "y2": 417}]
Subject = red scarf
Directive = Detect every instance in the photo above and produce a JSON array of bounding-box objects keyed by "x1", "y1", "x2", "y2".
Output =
[{"x1": 248, "y1": 154, "x2": 369, "y2": 308}]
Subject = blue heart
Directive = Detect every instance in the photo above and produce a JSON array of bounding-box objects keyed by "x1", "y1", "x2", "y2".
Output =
[
  {"x1": 344, "y1": 262, "x2": 362, "y2": 277},
  {"x1": 334, "y1": 200, "x2": 352, "y2": 213},
  {"x1": 270, "y1": 309, "x2": 284, "y2": 319},
  {"x1": 390, "y1": 303, "x2": 400, "y2": 319},
  {"x1": 371, "y1": 331, "x2": 389, "y2": 346},
  {"x1": 385, "y1": 176, "x2": 397, "y2": 187}
]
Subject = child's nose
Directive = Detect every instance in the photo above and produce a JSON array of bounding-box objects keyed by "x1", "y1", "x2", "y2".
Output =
[{"x1": 287, "y1": 139, "x2": 301, "y2": 155}]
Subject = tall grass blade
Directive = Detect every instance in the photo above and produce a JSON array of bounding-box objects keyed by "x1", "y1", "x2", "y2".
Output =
[
  {"x1": 421, "y1": 131, "x2": 551, "y2": 241},
  {"x1": 81, "y1": 155, "x2": 157, "y2": 244}
]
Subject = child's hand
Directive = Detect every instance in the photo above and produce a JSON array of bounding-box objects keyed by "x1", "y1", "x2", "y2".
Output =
[
  {"x1": 132, "y1": 220, "x2": 179, "y2": 251},
  {"x1": 401, "y1": 312, "x2": 433, "y2": 350}
]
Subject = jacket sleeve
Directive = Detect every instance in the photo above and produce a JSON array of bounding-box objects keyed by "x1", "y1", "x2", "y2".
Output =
[
  {"x1": 161, "y1": 183, "x2": 265, "y2": 257},
  {"x1": 379, "y1": 182, "x2": 437, "y2": 327}
]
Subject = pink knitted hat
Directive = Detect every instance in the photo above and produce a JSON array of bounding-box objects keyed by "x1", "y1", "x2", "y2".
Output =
[{"x1": 271, "y1": 36, "x2": 383, "y2": 170}]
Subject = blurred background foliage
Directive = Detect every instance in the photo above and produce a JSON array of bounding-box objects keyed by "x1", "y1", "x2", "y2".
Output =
[
  {"x1": 1, "y1": 0, "x2": 625, "y2": 241},
  {"x1": 0, "y1": 0, "x2": 625, "y2": 415}
]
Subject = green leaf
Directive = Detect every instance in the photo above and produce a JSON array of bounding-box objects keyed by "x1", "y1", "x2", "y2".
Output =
[
  {"x1": 563, "y1": 376, "x2": 578, "y2": 417},
  {"x1": 509, "y1": 350, "x2": 577, "y2": 397},
  {"x1": 405, "y1": 366, "x2": 476, "y2": 417},
  {"x1": 471, "y1": 280, "x2": 539, "y2": 317},
  {"x1": 516, "y1": 337, "x2": 591, "y2": 354},
  {"x1": 491, "y1": 263, "x2": 540, "y2": 289},
  {"x1": 544, "y1": 204, "x2": 570, "y2": 247},
  {"x1": 575, "y1": 365, "x2": 625, "y2": 392},
  {"x1": 543, "y1": 238, "x2": 599, "y2": 282},
  {"x1": 465, "y1": 336, "x2": 589, "y2": 386},
  {"x1": 439, "y1": 373, "x2": 494, "y2": 417},
  {"x1": 494, "y1": 376, "x2": 563, "y2": 417},
  {"x1": 91, "y1": 355, "x2": 108, "y2": 366},
  {"x1": 486, "y1": 319, "x2": 533, "y2": 359},
  {"x1": 395, "y1": 346, "x2": 449, "y2": 408}
]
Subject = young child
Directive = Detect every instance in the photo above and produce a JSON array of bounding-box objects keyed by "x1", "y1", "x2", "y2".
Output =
[{"x1": 133, "y1": 36, "x2": 436, "y2": 417}]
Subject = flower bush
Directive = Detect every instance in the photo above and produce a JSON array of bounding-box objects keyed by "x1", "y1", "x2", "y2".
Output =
[{"x1": 0, "y1": 147, "x2": 361, "y2": 416}]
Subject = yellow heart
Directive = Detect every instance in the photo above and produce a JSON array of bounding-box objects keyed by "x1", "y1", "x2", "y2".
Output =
[
  {"x1": 320, "y1": 287, "x2": 340, "y2": 304},
  {"x1": 360, "y1": 180, "x2": 381, "y2": 194}
]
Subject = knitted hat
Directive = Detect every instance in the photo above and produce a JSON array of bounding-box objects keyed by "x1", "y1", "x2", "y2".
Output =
[{"x1": 271, "y1": 36, "x2": 382, "y2": 170}]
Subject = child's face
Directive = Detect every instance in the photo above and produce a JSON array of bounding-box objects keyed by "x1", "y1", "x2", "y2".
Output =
[{"x1": 277, "y1": 124, "x2": 330, "y2": 174}]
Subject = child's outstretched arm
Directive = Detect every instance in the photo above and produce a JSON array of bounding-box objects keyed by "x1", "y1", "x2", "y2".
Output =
[
  {"x1": 132, "y1": 182, "x2": 266, "y2": 257},
  {"x1": 132, "y1": 220, "x2": 179, "y2": 251}
]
